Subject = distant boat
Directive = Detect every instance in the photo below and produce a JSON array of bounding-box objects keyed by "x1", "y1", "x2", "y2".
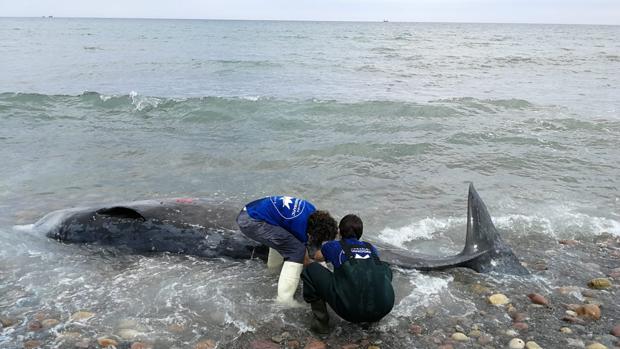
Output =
[{"x1": 383, "y1": 19, "x2": 389, "y2": 22}]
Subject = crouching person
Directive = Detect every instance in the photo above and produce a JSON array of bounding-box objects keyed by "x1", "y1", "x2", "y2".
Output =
[
  {"x1": 236, "y1": 195, "x2": 337, "y2": 307},
  {"x1": 301, "y1": 214, "x2": 395, "y2": 334}
]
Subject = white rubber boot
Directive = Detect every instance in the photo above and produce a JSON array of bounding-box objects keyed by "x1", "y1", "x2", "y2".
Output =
[
  {"x1": 276, "y1": 261, "x2": 304, "y2": 307},
  {"x1": 267, "y1": 248, "x2": 284, "y2": 271}
]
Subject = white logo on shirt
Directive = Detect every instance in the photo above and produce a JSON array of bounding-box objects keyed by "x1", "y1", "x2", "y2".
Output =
[{"x1": 281, "y1": 196, "x2": 293, "y2": 209}]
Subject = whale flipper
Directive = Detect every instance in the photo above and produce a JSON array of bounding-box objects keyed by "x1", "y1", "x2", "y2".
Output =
[{"x1": 377, "y1": 184, "x2": 529, "y2": 275}]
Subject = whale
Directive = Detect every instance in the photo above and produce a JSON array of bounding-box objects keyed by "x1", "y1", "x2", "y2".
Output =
[{"x1": 28, "y1": 184, "x2": 528, "y2": 275}]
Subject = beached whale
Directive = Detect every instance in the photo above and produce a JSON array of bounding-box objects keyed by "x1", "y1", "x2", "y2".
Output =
[{"x1": 29, "y1": 184, "x2": 528, "y2": 275}]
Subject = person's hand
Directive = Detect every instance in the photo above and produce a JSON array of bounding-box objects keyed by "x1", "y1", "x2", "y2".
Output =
[{"x1": 313, "y1": 249, "x2": 324, "y2": 262}]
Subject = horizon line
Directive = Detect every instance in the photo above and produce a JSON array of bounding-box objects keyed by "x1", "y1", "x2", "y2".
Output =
[{"x1": 1, "y1": 15, "x2": 619, "y2": 27}]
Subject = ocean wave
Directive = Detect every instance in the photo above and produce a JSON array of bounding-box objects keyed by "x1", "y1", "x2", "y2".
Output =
[
  {"x1": 378, "y1": 209, "x2": 620, "y2": 247},
  {"x1": 0, "y1": 91, "x2": 540, "y2": 117}
]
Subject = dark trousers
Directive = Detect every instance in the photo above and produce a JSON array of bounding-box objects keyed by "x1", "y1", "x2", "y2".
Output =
[
  {"x1": 301, "y1": 262, "x2": 394, "y2": 323},
  {"x1": 236, "y1": 210, "x2": 306, "y2": 263}
]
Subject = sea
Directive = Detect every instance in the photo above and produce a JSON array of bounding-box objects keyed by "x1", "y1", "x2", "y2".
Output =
[{"x1": 1, "y1": 18, "x2": 619, "y2": 348}]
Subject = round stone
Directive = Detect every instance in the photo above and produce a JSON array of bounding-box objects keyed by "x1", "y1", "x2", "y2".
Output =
[
  {"x1": 588, "y1": 278, "x2": 612, "y2": 289},
  {"x1": 509, "y1": 338, "x2": 525, "y2": 349},
  {"x1": 526, "y1": 341, "x2": 543, "y2": 349},
  {"x1": 451, "y1": 332, "x2": 469, "y2": 341},
  {"x1": 560, "y1": 327, "x2": 573, "y2": 334},
  {"x1": 42, "y1": 319, "x2": 60, "y2": 328},
  {"x1": 585, "y1": 343, "x2": 607, "y2": 349},
  {"x1": 97, "y1": 338, "x2": 118, "y2": 347},
  {"x1": 488, "y1": 294, "x2": 510, "y2": 305}
]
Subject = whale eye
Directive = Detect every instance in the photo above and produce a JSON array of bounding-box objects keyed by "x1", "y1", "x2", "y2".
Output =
[{"x1": 96, "y1": 207, "x2": 146, "y2": 221}]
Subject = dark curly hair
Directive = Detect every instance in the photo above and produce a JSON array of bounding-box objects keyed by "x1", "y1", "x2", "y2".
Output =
[{"x1": 306, "y1": 210, "x2": 337, "y2": 248}]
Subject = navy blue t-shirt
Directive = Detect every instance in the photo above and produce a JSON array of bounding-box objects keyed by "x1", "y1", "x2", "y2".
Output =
[
  {"x1": 321, "y1": 238, "x2": 379, "y2": 269},
  {"x1": 245, "y1": 196, "x2": 316, "y2": 243}
]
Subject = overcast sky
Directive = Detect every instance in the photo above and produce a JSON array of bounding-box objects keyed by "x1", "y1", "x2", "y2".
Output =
[{"x1": 2, "y1": 0, "x2": 619, "y2": 25}]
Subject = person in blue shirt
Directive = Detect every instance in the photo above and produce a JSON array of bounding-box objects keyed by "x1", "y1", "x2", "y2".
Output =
[
  {"x1": 236, "y1": 196, "x2": 337, "y2": 306},
  {"x1": 301, "y1": 214, "x2": 394, "y2": 334}
]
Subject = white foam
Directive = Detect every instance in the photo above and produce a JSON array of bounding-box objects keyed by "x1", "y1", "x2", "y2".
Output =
[
  {"x1": 392, "y1": 272, "x2": 453, "y2": 317},
  {"x1": 378, "y1": 208, "x2": 620, "y2": 246},
  {"x1": 379, "y1": 216, "x2": 465, "y2": 246},
  {"x1": 99, "y1": 94, "x2": 113, "y2": 102},
  {"x1": 129, "y1": 90, "x2": 162, "y2": 111},
  {"x1": 224, "y1": 312, "x2": 255, "y2": 334},
  {"x1": 493, "y1": 210, "x2": 620, "y2": 237}
]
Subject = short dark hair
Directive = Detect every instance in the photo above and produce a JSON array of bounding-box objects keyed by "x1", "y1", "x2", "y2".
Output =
[
  {"x1": 306, "y1": 210, "x2": 337, "y2": 247},
  {"x1": 339, "y1": 214, "x2": 363, "y2": 239}
]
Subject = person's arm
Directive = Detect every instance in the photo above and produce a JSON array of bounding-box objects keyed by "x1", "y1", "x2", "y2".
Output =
[{"x1": 303, "y1": 249, "x2": 313, "y2": 266}]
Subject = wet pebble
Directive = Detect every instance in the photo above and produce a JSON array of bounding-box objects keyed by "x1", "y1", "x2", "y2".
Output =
[
  {"x1": 611, "y1": 324, "x2": 620, "y2": 337},
  {"x1": 70, "y1": 311, "x2": 94, "y2": 322},
  {"x1": 451, "y1": 332, "x2": 468, "y2": 341},
  {"x1": 471, "y1": 284, "x2": 491, "y2": 294},
  {"x1": 526, "y1": 341, "x2": 543, "y2": 349},
  {"x1": 585, "y1": 343, "x2": 607, "y2": 349},
  {"x1": 340, "y1": 345, "x2": 359, "y2": 349},
  {"x1": 563, "y1": 316, "x2": 585, "y2": 324},
  {"x1": 505, "y1": 329, "x2": 519, "y2": 337},
  {"x1": 509, "y1": 338, "x2": 526, "y2": 349},
  {"x1": 566, "y1": 338, "x2": 585, "y2": 347},
  {"x1": 566, "y1": 310, "x2": 578, "y2": 317},
  {"x1": 271, "y1": 332, "x2": 290, "y2": 343},
  {"x1": 97, "y1": 337, "x2": 119, "y2": 347},
  {"x1": 24, "y1": 340, "x2": 41, "y2": 349},
  {"x1": 304, "y1": 339, "x2": 327, "y2": 349},
  {"x1": 577, "y1": 304, "x2": 601, "y2": 320},
  {"x1": 409, "y1": 324, "x2": 422, "y2": 335},
  {"x1": 117, "y1": 319, "x2": 138, "y2": 329},
  {"x1": 513, "y1": 322, "x2": 529, "y2": 331},
  {"x1": 1, "y1": 317, "x2": 16, "y2": 328},
  {"x1": 478, "y1": 334, "x2": 493, "y2": 345},
  {"x1": 512, "y1": 313, "x2": 529, "y2": 322},
  {"x1": 167, "y1": 323, "x2": 185, "y2": 333},
  {"x1": 42, "y1": 318, "x2": 60, "y2": 328},
  {"x1": 367, "y1": 346, "x2": 380, "y2": 349},
  {"x1": 468, "y1": 329, "x2": 482, "y2": 338},
  {"x1": 528, "y1": 293, "x2": 549, "y2": 306},
  {"x1": 532, "y1": 260, "x2": 548, "y2": 271},
  {"x1": 27, "y1": 320, "x2": 42, "y2": 331},
  {"x1": 118, "y1": 329, "x2": 141, "y2": 340},
  {"x1": 588, "y1": 278, "x2": 612, "y2": 289},
  {"x1": 560, "y1": 327, "x2": 574, "y2": 334},
  {"x1": 489, "y1": 293, "x2": 510, "y2": 305},
  {"x1": 194, "y1": 339, "x2": 216, "y2": 349},
  {"x1": 250, "y1": 340, "x2": 280, "y2": 349}
]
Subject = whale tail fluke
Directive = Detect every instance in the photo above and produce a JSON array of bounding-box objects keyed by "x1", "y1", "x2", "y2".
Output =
[
  {"x1": 376, "y1": 184, "x2": 529, "y2": 275},
  {"x1": 459, "y1": 183, "x2": 529, "y2": 275}
]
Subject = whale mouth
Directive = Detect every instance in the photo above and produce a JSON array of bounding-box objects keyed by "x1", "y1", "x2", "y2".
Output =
[{"x1": 96, "y1": 207, "x2": 146, "y2": 221}]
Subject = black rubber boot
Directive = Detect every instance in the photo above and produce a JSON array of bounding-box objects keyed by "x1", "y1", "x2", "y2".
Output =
[{"x1": 310, "y1": 300, "x2": 330, "y2": 335}]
